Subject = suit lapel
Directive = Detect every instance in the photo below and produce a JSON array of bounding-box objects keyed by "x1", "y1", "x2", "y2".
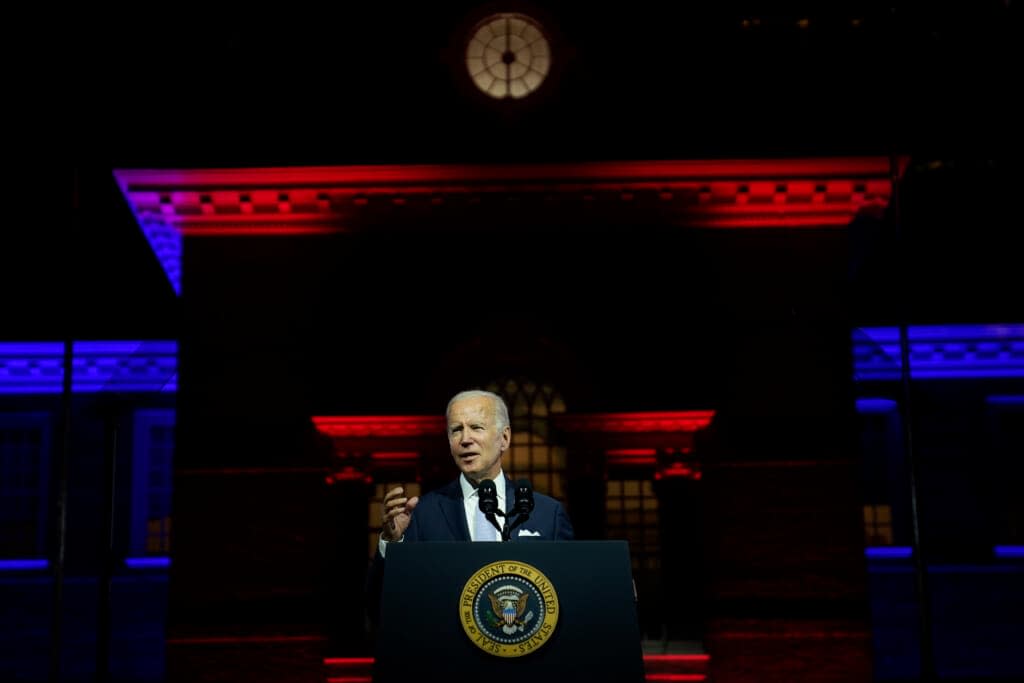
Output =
[{"x1": 439, "y1": 479, "x2": 470, "y2": 541}]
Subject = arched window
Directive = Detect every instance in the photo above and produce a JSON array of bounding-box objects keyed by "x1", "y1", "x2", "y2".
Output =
[{"x1": 485, "y1": 378, "x2": 567, "y2": 502}]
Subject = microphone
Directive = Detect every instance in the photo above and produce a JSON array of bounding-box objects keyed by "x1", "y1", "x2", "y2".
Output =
[
  {"x1": 478, "y1": 478, "x2": 500, "y2": 515},
  {"x1": 477, "y1": 478, "x2": 505, "y2": 539},
  {"x1": 504, "y1": 479, "x2": 534, "y2": 540},
  {"x1": 513, "y1": 479, "x2": 534, "y2": 516}
]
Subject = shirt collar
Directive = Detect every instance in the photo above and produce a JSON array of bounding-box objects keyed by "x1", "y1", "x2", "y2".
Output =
[{"x1": 460, "y1": 470, "x2": 505, "y2": 502}]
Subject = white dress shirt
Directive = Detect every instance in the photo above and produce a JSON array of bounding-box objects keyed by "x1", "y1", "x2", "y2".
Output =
[{"x1": 461, "y1": 470, "x2": 506, "y2": 541}]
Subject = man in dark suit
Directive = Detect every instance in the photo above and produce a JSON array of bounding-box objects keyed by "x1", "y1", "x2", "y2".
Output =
[{"x1": 367, "y1": 389, "x2": 573, "y2": 623}]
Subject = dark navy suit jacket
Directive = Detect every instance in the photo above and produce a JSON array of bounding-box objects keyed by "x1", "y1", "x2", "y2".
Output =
[
  {"x1": 403, "y1": 477, "x2": 574, "y2": 542},
  {"x1": 366, "y1": 476, "x2": 574, "y2": 625}
]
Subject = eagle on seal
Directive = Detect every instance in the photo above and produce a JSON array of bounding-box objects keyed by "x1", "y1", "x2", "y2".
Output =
[{"x1": 489, "y1": 590, "x2": 530, "y2": 626}]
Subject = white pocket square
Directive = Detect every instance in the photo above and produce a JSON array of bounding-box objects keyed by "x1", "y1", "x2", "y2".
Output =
[{"x1": 517, "y1": 529, "x2": 541, "y2": 537}]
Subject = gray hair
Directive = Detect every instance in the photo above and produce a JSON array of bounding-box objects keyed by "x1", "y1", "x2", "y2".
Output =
[{"x1": 446, "y1": 390, "x2": 510, "y2": 431}]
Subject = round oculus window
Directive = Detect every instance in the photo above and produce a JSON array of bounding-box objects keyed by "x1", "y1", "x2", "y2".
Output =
[{"x1": 465, "y1": 13, "x2": 551, "y2": 99}]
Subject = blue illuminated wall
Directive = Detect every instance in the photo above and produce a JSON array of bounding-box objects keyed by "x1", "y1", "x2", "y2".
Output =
[
  {"x1": 0, "y1": 341, "x2": 177, "y2": 395},
  {"x1": 853, "y1": 324, "x2": 1024, "y2": 381},
  {"x1": 853, "y1": 324, "x2": 1024, "y2": 680},
  {"x1": 0, "y1": 341, "x2": 176, "y2": 682},
  {"x1": 4, "y1": 324, "x2": 1021, "y2": 681}
]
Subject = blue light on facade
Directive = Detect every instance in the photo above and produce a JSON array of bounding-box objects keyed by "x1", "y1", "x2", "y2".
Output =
[
  {"x1": 986, "y1": 395, "x2": 1024, "y2": 406},
  {"x1": 855, "y1": 398, "x2": 899, "y2": 413},
  {"x1": 125, "y1": 556, "x2": 171, "y2": 569},
  {"x1": 853, "y1": 324, "x2": 1024, "y2": 381},
  {"x1": 865, "y1": 546, "x2": 913, "y2": 559},
  {"x1": 0, "y1": 559, "x2": 49, "y2": 571},
  {"x1": 139, "y1": 215, "x2": 182, "y2": 295},
  {"x1": 0, "y1": 341, "x2": 177, "y2": 395}
]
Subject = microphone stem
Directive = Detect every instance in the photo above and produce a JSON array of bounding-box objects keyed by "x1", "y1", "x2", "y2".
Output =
[{"x1": 485, "y1": 512, "x2": 504, "y2": 538}]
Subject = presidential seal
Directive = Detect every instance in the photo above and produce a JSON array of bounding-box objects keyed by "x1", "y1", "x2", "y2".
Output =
[{"x1": 459, "y1": 560, "x2": 559, "y2": 657}]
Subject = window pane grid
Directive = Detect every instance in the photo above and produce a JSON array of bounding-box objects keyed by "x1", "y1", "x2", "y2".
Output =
[
  {"x1": 607, "y1": 478, "x2": 660, "y2": 571},
  {"x1": 132, "y1": 409, "x2": 175, "y2": 557},
  {"x1": 864, "y1": 503, "x2": 894, "y2": 545},
  {"x1": 487, "y1": 379, "x2": 567, "y2": 503}
]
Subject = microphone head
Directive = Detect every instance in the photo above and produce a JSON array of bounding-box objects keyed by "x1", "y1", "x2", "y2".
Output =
[
  {"x1": 514, "y1": 478, "x2": 535, "y2": 514},
  {"x1": 478, "y1": 478, "x2": 499, "y2": 514}
]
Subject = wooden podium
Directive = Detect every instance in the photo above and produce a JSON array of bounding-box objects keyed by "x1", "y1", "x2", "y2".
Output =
[{"x1": 374, "y1": 541, "x2": 644, "y2": 683}]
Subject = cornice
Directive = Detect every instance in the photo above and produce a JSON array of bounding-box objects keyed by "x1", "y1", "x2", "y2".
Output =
[{"x1": 114, "y1": 157, "x2": 903, "y2": 295}]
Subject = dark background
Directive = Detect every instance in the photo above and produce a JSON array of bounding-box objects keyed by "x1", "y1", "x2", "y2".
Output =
[
  {"x1": 29, "y1": 1, "x2": 1016, "y2": 339},
  {"x1": 3, "y1": 2, "x2": 1020, "y2": 682}
]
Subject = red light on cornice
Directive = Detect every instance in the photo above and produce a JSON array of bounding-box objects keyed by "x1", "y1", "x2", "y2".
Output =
[
  {"x1": 179, "y1": 225, "x2": 340, "y2": 237},
  {"x1": 325, "y1": 467, "x2": 370, "y2": 485},
  {"x1": 657, "y1": 462, "x2": 702, "y2": 481},
  {"x1": 324, "y1": 658, "x2": 375, "y2": 666},
  {"x1": 116, "y1": 159, "x2": 899, "y2": 295},
  {"x1": 607, "y1": 448, "x2": 658, "y2": 456},
  {"x1": 644, "y1": 654, "x2": 710, "y2": 662},
  {"x1": 115, "y1": 158, "x2": 898, "y2": 233},
  {"x1": 557, "y1": 411, "x2": 715, "y2": 433},
  {"x1": 687, "y1": 206, "x2": 885, "y2": 229},
  {"x1": 614, "y1": 411, "x2": 715, "y2": 423},
  {"x1": 606, "y1": 448, "x2": 658, "y2": 466},
  {"x1": 312, "y1": 415, "x2": 445, "y2": 438},
  {"x1": 115, "y1": 157, "x2": 902, "y2": 189},
  {"x1": 323, "y1": 656, "x2": 374, "y2": 683},
  {"x1": 371, "y1": 451, "x2": 421, "y2": 461}
]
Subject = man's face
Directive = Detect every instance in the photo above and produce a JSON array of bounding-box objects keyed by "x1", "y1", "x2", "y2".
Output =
[{"x1": 447, "y1": 395, "x2": 510, "y2": 484}]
